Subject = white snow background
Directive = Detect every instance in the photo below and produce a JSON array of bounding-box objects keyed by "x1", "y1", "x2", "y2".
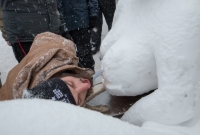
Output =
[{"x1": 1, "y1": 0, "x2": 200, "y2": 135}]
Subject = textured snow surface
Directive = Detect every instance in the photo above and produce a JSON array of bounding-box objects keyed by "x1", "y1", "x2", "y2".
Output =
[
  {"x1": 0, "y1": 99, "x2": 185, "y2": 135},
  {"x1": 101, "y1": 0, "x2": 200, "y2": 127}
]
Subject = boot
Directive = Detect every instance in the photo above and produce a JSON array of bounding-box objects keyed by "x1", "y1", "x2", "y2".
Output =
[{"x1": 90, "y1": 27, "x2": 101, "y2": 55}]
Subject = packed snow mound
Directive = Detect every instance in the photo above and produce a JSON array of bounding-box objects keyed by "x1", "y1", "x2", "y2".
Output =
[
  {"x1": 101, "y1": 0, "x2": 200, "y2": 126},
  {"x1": 0, "y1": 32, "x2": 17, "y2": 84},
  {"x1": 0, "y1": 99, "x2": 185, "y2": 135}
]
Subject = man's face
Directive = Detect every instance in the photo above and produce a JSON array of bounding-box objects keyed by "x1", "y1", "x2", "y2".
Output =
[{"x1": 61, "y1": 76, "x2": 91, "y2": 106}]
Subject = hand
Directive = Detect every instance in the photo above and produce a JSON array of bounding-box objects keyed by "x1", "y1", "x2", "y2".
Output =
[
  {"x1": 89, "y1": 16, "x2": 98, "y2": 29},
  {"x1": 61, "y1": 31, "x2": 73, "y2": 41},
  {"x1": 6, "y1": 41, "x2": 11, "y2": 46}
]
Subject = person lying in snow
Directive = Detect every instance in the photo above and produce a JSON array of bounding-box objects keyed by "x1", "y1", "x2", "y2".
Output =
[
  {"x1": 0, "y1": 32, "x2": 95, "y2": 106},
  {"x1": 0, "y1": 31, "x2": 138, "y2": 115}
]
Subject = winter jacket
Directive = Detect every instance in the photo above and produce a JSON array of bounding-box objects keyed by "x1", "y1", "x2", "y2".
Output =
[
  {"x1": 0, "y1": 0, "x2": 62, "y2": 44},
  {"x1": 0, "y1": 9, "x2": 6, "y2": 40},
  {"x1": 0, "y1": 32, "x2": 94, "y2": 100},
  {"x1": 57, "y1": 0, "x2": 98, "y2": 31}
]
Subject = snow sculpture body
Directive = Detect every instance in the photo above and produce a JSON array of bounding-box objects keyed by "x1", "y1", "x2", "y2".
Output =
[{"x1": 101, "y1": 0, "x2": 200, "y2": 126}]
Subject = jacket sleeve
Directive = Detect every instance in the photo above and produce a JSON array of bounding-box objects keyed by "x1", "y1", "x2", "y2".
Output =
[
  {"x1": 88, "y1": 0, "x2": 98, "y2": 17},
  {"x1": 0, "y1": 9, "x2": 7, "y2": 40}
]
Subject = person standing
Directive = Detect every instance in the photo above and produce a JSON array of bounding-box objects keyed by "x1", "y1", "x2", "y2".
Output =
[
  {"x1": 0, "y1": 9, "x2": 5, "y2": 89},
  {"x1": 0, "y1": 8, "x2": 6, "y2": 41},
  {"x1": 57, "y1": 0, "x2": 99, "y2": 70},
  {"x1": 0, "y1": 0, "x2": 63, "y2": 63},
  {"x1": 91, "y1": 0, "x2": 116, "y2": 54}
]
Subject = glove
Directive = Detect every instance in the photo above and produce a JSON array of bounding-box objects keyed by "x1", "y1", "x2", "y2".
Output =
[
  {"x1": 61, "y1": 31, "x2": 73, "y2": 41},
  {"x1": 89, "y1": 16, "x2": 98, "y2": 29},
  {"x1": 59, "y1": 20, "x2": 73, "y2": 41}
]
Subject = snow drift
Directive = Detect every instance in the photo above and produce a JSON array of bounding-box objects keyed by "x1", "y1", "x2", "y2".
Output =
[{"x1": 0, "y1": 99, "x2": 186, "y2": 135}]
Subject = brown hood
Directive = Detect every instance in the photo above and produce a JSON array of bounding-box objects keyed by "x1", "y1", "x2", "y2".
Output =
[{"x1": 0, "y1": 32, "x2": 94, "y2": 100}]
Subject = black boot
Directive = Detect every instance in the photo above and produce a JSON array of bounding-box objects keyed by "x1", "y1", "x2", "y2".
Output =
[
  {"x1": 91, "y1": 44, "x2": 100, "y2": 55},
  {"x1": 90, "y1": 27, "x2": 101, "y2": 55}
]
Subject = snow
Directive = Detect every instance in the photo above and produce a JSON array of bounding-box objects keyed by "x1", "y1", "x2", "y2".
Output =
[
  {"x1": 100, "y1": 0, "x2": 200, "y2": 134},
  {"x1": 0, "y1": 32, "x2": 17, "y2": 83},
  {"x1": 1, "y1": 0, "x2": 200, "y2": 134},
  {"x1": 0, "y1": 99, "x2": 186, "y2": 135}
]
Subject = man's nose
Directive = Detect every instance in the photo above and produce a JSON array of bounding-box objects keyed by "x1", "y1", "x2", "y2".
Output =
[{"x1": 77, "y1": 82, "x2": 91, "y2": 93}]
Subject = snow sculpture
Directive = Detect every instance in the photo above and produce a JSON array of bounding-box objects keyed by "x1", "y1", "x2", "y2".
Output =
[{"x1": 101, "y1": 0, "x2": 200, "y2": 126}]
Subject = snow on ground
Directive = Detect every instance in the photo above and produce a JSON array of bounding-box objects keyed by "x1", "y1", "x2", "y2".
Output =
[
  {"x1": 0, "y1": 99, "x2": 186, "y2": 135},
  {"x1": 0, "y1": 31, "x2": 17, "y2": 84}
]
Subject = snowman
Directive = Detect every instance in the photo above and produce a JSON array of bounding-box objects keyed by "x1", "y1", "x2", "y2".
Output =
[{"x1": 101, "y1": 0, "x2": 200, "y2": 126}]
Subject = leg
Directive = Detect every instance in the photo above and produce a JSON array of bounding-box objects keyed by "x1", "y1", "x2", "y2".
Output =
[
  {"x1": 70, "y1": 28, "x2": 95, "y2": 70},
  {"x1": 90, "y1": 3, "x2": 103, "y2": 54},
  {"x1": 99, "y1": 0, "x2": 116, "y2": 30},
  {"x1": 91, "y1": 0, "x2": 116, "y2": 55},
  {"x1": 11, "y1": 42, "x2": 32, "y2": 63}
]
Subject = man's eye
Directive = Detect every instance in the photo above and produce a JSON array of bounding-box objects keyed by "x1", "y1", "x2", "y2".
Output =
[{"x1": 66, "y1": 82, "x2": 73, "y2": 87}]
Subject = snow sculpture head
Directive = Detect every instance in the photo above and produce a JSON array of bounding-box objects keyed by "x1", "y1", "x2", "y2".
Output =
[{"x1": 101, "y1": 0, "x2": 200, "y2": 126}]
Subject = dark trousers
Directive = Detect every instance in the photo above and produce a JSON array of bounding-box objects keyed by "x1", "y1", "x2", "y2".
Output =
[
  {"x1": 90, "y1": 0, "x2": 116, "y2": 54},
  {"x1": 99, "y1": 0, "x2": 116, "y2": 30},
  {"x1": 70, "y1": 28, "x2": 95, "y2": 70},
  {"x1": 11, "y1": 42, "x2": 32, "y2": 63}
]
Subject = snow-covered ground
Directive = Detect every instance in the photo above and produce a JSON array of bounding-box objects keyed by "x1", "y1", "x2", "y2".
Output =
[
  {"x1": 0, "y1": 99, "x2": 187, "y2": 135},
  {"x1": 0, "y1": 32, "x2": 17, "y2": 84},
  {"x1": 1, "y1": 0, "x2": 200, "y2": 135}
]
